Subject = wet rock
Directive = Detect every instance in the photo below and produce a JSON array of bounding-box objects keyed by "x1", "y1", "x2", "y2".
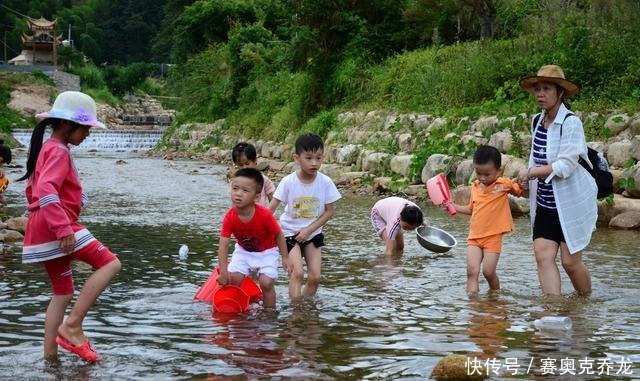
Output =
[
  {"x1": 432, "y1": 354, "x2": 487, "y2": 381},
  {"x1": 609, "y1": 210, "x2": 640, "y2": 229},
  {"x1": 115, "y1": 159, "x2": 128, "y2": 165}
]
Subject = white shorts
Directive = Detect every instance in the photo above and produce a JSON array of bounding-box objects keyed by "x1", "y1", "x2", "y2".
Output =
[{"x1": 227, "y1": 244, "x2": 280, "y2": 279}]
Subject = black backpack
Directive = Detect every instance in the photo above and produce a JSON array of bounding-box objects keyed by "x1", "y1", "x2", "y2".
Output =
[{"x1": 533, "y1": 113, "x2": 614, "y2": 199}]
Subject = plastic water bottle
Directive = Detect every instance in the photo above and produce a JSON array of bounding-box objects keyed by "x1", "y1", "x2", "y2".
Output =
[
  {"x1": 534, "y1": 316, "x2": 572, "y2": 330},
  {"x1": 178, "y1": 244, "x2": 189, "y2": 259}
]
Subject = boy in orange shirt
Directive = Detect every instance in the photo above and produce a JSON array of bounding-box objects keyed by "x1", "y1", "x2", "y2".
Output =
[{"x1": 452, "y1": 145, "x2": 523, "y2": 293}]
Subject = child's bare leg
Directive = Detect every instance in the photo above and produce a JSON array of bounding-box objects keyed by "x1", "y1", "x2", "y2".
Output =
[
  {"x1": 58, "y1": 259, "x2": 121, "y2": 345},
  {"x1": 481, "y1": 253, "x2": 500, "y2": 291},
  {"x1": 259, "y1": 274, "x2": 276, "y2": 308},
  {"x1": 287, "y1": 245, "x2": 304, "y2": 299},
  {"x1": 560, "y1": 246, "x2": 591, "y2": 296},
  {"x1": 533, "y1": 238, "x2": 561, "y2": 295},
  {"x1": 395, "y1": 233, "x2": 405, "y2": 255},
  {"x1": 228, "y1": 272, "x2": 245, "y2": 286},
  {"x1": 44, "y1": 294, "x2": 72, "y2": 359},
  {"x1": 302, "y1": 246, "x2": 322, "y2": 297},
  {"x1": 466, "y1": 246, "x2": 483, "y2": 293}
]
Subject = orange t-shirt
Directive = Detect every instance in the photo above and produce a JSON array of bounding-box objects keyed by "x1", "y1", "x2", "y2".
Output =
[{"x1": 467, "y1": 177, "x2": 523, "y2": 239}]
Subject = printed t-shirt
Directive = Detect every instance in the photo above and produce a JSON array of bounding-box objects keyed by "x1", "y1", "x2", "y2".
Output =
[
  {"x1": 372, "y1": 197, "x2": 418, "y2": 240},
  {"x1": 467, "y1": 177, "x2": 523, "y2": 239},
  {"x1": 273, "y1": 171, "x2": 341, "y2": 237},
  {"x1": 220, "y1": 204, "x2": 282, "y2": 252}
]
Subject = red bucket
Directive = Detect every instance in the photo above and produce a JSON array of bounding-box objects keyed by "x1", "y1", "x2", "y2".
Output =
[
  {"x1": 240, "y1": 276, "x2": 263, "y2": 302},
  {"x1": 213, "y1": 285, "x2": 250, "y2": 313},
  {"x1": 194, "y1": 267, "x2": 221, "y2": 302}
]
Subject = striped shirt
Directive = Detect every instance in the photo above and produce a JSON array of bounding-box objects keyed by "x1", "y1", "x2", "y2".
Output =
[{"x1": 532, "y1": 122, "x2": 556, "y2": 209}]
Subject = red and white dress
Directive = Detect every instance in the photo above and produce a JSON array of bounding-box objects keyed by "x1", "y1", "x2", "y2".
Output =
[{"x1": 22, "y1": 138, "x2": 97, "y2": 264}]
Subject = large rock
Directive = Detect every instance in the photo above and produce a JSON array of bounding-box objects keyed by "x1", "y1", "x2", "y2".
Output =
[
  {"x1": 470, "y1": 115, "x2": 499, "y2": 133},
  {"x1": 604, "y1": 113, "x2": 630, "y2": 135},
  {"x1": 396, "y1": 133, "x2": 414, "y2": 153},
  {"x1": 455, "y1": 159, "x2": 474, "y2": 186},
  {"x1": 390, "y1": 154, "x2": 413, "y2": 178},
  {"x1": 630, "y1": 135, "x2": 640, "y2": 161},
  {"x1": 336, "y1": 144, "x2": 361, "y2": 166},
  {"x1": 362, "y1": 152, "x2": 391, "y2": 174},
  {"x1": 335, "y1": 171, "x2": 369, "y2": 186},
  {"x1": 608, "y1": 211, "x2": 640, "y2": 229},
  {"x1": 502, "y1": 155, "x2": 527, "y2": 179},
  {"x1": 621, "y1": 163, "x2": 640, "y2": 198},
  {"x1": 488, "y1": 131, "x2": 512, "y2": 153},
  {"x1": 606, "y1": 140, "x2": 633, "y2": 168},
  {"x1": 0, "y1": 229, "x2": 24, "y2": 243},
  {"x1": 319, "y1": 164, "x2": 345, "y2": 180},
  {"x1": 598, "y1": 194, "x2": 640, "y2": 225},
  {"x1": 421, "y1": 154, "x2": 450, "y2": 184},
  {"x1": 372, "y1": 177, "x2": 393, "y2": 192},
  {"x1": 432, "y1": 354, "x2": 486, "y2": 381},
  {"x1": 4, "y1": 217, "x2": 27, "y2": 234},
  {"x1": 628, "y1": 114, "x2": 640, "y2": 136},
  {"x1": 404, "y1": 184, "x2": 427, "y2": 197}
]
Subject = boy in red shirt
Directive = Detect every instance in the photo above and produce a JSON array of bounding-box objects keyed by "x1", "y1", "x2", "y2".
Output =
[
  {"x1": 217, "y1": 168, "x2": 291, "y2": 309},
  {"x1": 452, "y1": 145, "x2": 523, "y2": 294}
]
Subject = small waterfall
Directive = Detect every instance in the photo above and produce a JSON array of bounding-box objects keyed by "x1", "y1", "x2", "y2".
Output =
[{"x1": 11, "y1": 129, "x2": 164, "y2": 151}]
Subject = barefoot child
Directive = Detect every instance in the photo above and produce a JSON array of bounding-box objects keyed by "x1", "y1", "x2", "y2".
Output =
[
  {"x1": 217, "y1": 168, "x2": 291, "y2": 309},
  {"x1": 231, "y1": 142, "x2": 275, "y2": 206},
  {"x1": 371, "y1": 197, "x2": 424, "y2": 256},
  {"x1": 0, "y1": 139, "x2": 12, "y2": 207},
  {"x1": 451, "y1": 145, "x2": 523, "y2": 293},
  {"x1": 269, "y1": 133, "x2": 341, "y2": 299},
  {"x1": 18, "y1": 91, "x2": 122, "y2": 362}
]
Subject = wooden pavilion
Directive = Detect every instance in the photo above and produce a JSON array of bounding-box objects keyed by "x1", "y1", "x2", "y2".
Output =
[{"x1": 8, "y1": 17, "x2": 61, "y2": 66}]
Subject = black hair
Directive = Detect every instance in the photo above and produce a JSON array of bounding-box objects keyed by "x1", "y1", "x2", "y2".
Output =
[
  {"x1": 555, "y1": 84, "x2": 572, "y2": 110},
  {"x1": 473, "y1": 145, "x2": 501, "y2": 168},
  {"x1": 0, "y1": 141, "x2": 12, "y2": 165},
  {"x1": 400, "y1": 204, "x2": 423, "y2": 227},
  {"x1": 295, "y1": 133, "x2": 324, "y2": 154},
  {"x1": 232, "y1": 142, "x2": 257, "y2": 163},
  {"x1": 233, "y1": 167, "x2": 264, "y2": 193},
  {"x1": 17, "y1": 118, "x2": 80, "y2": 181}
]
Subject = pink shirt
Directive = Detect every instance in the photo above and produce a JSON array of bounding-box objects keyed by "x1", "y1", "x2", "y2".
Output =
[
  {"x1": 371, "y1": 197, "x2": 418, "y2": 240},
  {"x1": 22, "y1": 138, "x2": 95, "y2": 263}
]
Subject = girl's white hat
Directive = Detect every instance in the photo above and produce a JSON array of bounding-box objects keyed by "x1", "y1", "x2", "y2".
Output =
[{"x1": 36, "y1": 91, "x2": 106, "y2": 128}]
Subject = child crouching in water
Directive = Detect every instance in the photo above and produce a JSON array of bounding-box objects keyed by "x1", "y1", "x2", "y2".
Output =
[
  {"x1": 371, "y1": 196, "x2": 424, "y2": 256},
  {"x1": 217, "y1": 168, "x2": 291, "y2": 309},
  {"x1": 231, "y1": 142, "x2": 275, "y2": 207},
  {"x1": 451, "y1": 145, "x2": 523, "y2": 294}
]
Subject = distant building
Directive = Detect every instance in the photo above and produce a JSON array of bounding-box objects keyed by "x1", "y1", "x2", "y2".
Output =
[{"x1": 8, "y1": 17, "x2": 61, "y2": 66}]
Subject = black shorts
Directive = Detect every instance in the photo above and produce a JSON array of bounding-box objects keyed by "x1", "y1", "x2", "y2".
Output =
[
  {"x1": 285, "y1": 233, "x2": 325, "y2": 254},
  {"x1": 532, "y1": 205, "x2": 565, "y2": 245}
]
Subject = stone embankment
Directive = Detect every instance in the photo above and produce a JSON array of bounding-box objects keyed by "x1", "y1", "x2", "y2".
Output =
[
  {"x1": 159, "y1": 109, "x2": 640, "y2": 230},
  {"x1": 0, "y1": 216, "x2": 27, "y2": 256}
]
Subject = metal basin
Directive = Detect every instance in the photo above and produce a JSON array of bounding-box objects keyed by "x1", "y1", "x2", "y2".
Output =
[{"x1": 416, "y1": 226, "x2": 457, "y2": 253}]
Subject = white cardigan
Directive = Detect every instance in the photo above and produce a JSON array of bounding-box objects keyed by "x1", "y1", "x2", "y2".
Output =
[{"x1": 527, "y1": 104, "x2": 597, "y2": 254}]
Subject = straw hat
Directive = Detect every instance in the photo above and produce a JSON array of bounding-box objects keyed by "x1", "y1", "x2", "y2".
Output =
[
  {"x1": 36, "y1": 91, "x2": 105, "y2": 128},
  {"x1": 519, "y1": 65, "x2": 580, "y2": 97}
]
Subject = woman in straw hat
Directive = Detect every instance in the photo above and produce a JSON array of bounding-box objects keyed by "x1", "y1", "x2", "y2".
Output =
[
  {"x1": 516, "y1": 65, "x2": 596, "y2": 296},
  {"x1": 18, "y1": 91, "x2": 121, "y2": 362}
]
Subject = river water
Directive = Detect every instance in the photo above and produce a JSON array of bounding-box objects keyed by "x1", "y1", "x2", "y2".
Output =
[{"x1": 1, "y1": 152, "x2": 638, "y2": 380}]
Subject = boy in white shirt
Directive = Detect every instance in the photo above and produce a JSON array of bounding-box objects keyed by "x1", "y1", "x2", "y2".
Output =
[{"x1": 269, "y1": 133, "x2": 341, "y2": 299}]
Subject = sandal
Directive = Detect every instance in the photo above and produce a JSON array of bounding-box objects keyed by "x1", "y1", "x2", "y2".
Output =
[{"x1": 56, "y1": 335, "x2": 100, "y2": 362}]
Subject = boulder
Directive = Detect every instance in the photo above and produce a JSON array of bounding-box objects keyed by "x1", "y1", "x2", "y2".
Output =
[
  {"x1": 421, "y1": 154, "x2": 450, "y2": 184},
  {"x1": 319, "y1": 164, "x2": 345, "y2": 180},
  {"x1": 621, "y1": 163, "x2": 640, "y2": 198},
  {"x1": 455, "y1": 159, "x2": 474, "y2": 186},
  {"x1": 372, "y1": 177, "x2": 393, "y2": 193},
  {"x1": 488, "y1": 130, "x2": 512, "y2": 153},
  {"x1": 432, "y1": 354, "x2": 487, "y2": 381},
  {"x1": 362, "y1": 152, "x2": 391, "y2": 174},
  {"x1": 630, "y1": 135, "x2": 640, "y2": 161},
  {"x1": 4, "y1": 217, "x2": 27, "y2": 234},
  {"x1": 390, "y1": 154, "x2": 413, "y2": 178},
  {"x1": 502, "y1": 155, "x2": 527, "y2": 179},
  {"x1": 335, "y1": 171, "x2": 368, "y2": 186},
  {"x1": 604, "y1": 113, "x2": 630, "y2": 135},
  {"x1": 0, "y1": 229, "x2": 24, "y2": 243},
  {"x1": 608, "y1": 210, "x2": 640, "y2": 229},
  {"x1": 404, "y1": 184, "x2": 427, "y2": 198},
  {"x1": 396, "y1": 133, "x2": 414, "y2": 153},
  {"x1": 606, "y1": 140, "x2": 633, "y2": 168},
  {"x1": 336, "y1": 144, "x2": 361, "y2": 166},
  {"x1": 597, "y1": 194, "x2": 640, "y2": 225}
]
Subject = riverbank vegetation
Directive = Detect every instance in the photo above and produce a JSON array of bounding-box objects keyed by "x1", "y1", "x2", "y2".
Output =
[{"x1": 2, "y1": 1, "x2": 640, "y2": 142}]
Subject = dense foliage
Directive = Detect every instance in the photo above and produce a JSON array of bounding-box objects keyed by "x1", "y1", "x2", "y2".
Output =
[{"x1": 2, "y1": 0, "x2": 640, "y2": 140}]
